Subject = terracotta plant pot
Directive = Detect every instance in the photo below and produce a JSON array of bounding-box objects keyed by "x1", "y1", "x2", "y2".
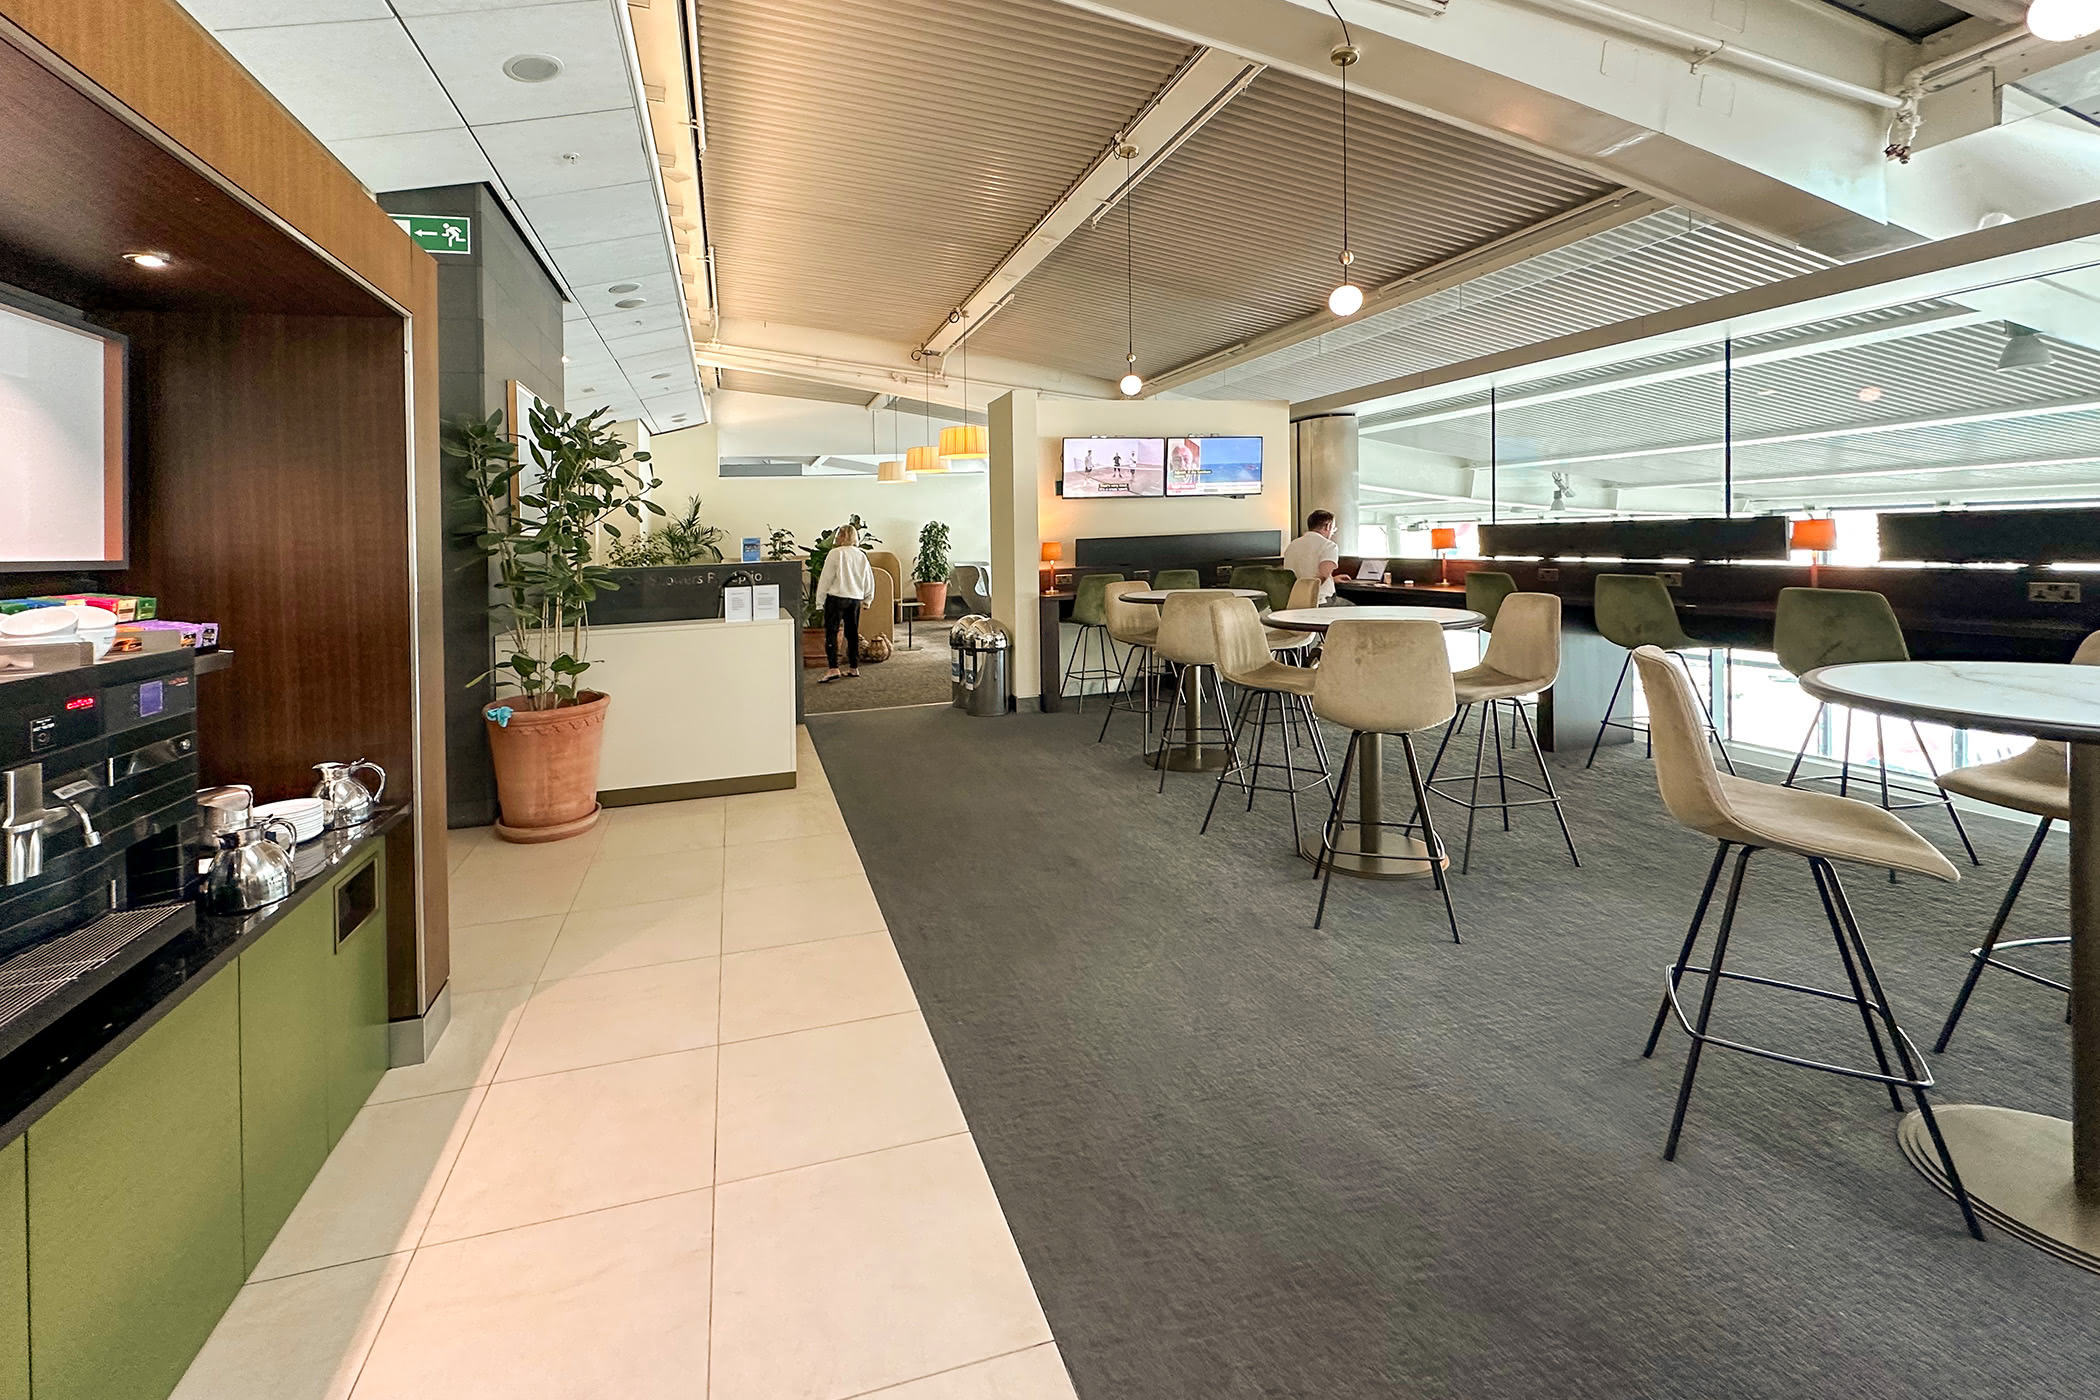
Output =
[
  {"x1": 915, "y1": 581, "x2": 948, "y2": 619},
  {"x1": 486, "y1": 691, "x2": 609, "y2": 843}
]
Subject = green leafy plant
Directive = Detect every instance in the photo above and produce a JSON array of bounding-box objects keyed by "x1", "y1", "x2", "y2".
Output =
[
  {"x1": 764, "y1": 525, "x2": 800, "y2": 561},
  {"x1": 657, "y1": 495, "x2": 726, "y2": 564},
  {"x1": 914, "y1": 520, "x2": 952, "y2": 585},
  {"x1": 605, "y1": 532, "x2": 668, "y2": 568},
  {"x1": 450, "y1": 404, "x2": 662, "y2": 707}
]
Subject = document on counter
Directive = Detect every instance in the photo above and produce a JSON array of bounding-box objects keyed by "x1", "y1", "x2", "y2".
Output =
[
  {"x1": 723, "y1": 586, "x2": 754, "y2": 623},
  {"x1": 753, "y1": 584, "x2": 781, "y2": 621}
]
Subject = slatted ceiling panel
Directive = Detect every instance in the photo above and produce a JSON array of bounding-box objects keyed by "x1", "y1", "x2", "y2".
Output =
[
  {"x1": 716, "y1": 369, "x2": 877, "y2": 404},
  {"x1": 966, "y1": 65, "x2": 1616, "y2": 380},
  {"x1": 1183, "y1": 212, "x2": 1835, "y2": 403},
  {"x1": 697, "y1": 0, "x2": 1192, "y2": 346}
]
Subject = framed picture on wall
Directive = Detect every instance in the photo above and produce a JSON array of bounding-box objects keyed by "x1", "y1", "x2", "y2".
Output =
[{"x1": 508, "y1": 379, "x2": 545, "y2": 507}]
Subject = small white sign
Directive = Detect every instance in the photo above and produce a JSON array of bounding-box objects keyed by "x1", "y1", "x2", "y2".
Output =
[
  {"x1": 753, "y1": 584, "x2": 780, "y2": 621},
  {"x1": 723, "y1": 586, "x2": 754, "y2": 623}
]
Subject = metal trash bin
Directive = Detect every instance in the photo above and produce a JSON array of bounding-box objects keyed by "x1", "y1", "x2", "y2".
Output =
[{"x1": 949, "y1": 616, "x2": 1010, "y2": 716}]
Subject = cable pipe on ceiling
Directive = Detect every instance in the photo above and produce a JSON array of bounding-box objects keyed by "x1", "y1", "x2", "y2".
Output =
[{"x1": 1530, "y1": 0, "x2": 1902, "y2": 108}]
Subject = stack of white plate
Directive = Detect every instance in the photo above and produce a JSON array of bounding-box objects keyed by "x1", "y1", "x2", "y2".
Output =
[{"x1": 254, "y1": 797, "x2": 326, "y2": 844}]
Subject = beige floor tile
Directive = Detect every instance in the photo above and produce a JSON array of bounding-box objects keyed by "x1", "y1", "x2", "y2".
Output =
[
  {"x1": 253, "y1": 1091, "x2": 483, "y2": 1280},
  {"x1": 571, "y1": 847, "x2": 724, "y2": 912},
  {"x1": 368, "y1": 986, "x2": 532, "y2": 1104},
  {"x1": 599, "y1": 798, "x2": 728, "y2": 855},
  {"x1": 174, "y1": 1254, "x2": 411, "y2": 1400},
  {"x1": 446, "y1": 827, "x2": 491, "y2": 875},
  {"x1": 538, "y1": 895, "x2": 722, "y2": 981},
  {"x1": 716, "y1": 1014, "x2": 964, "y2": 1182},
  {"x1": 711, "y1": 1137, "x2": 1050, "y2": 1400},
  {"x1": 447, "y1": 849, "x2": 590, "y2": 925},
  {"x1": 852, "y1": 1345, "x2": 1078, "y2": 1400},
  {"x1": 722, "y1": 874, "x2": 884, "y2": 953},
  {"x1": 423, "y1": 1049, "x2": 716, "y2": 1244},
  {"x1": 727, "y1": 796, "x2": 848, "y2": 845},
  {"x1": 445, "y1": 915, "x2": 564, "y2": 993},
  {"x1": 724, "y1": 833, "x2": 862, "y2": 891},
  {"x1": 496, "y1": 958, "x2": 720, "y2": 1081},
  {"x1": 349, "y1": 1190, "x2": 711, "y2": 1400},
  {"x1": 727, "y1": 786, "x2": 830, "y2": 815},
  {"x1": 719, "y1": 932, "x2": 916, "y2": 1042}
]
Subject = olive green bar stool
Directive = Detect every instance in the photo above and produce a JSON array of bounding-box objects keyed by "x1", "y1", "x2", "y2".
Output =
[
  {"x1": 1773, "y1": 587, "x2": 1978, "y2": 867},
  {"x1": 1062, "y1": 572, "x2": 1125, "y2": 712},
  {"x1": 1152, "y1": 568, "x2": 1202, "y2": 591},
  {"x1": 1464, "y1": 570, "x2": 1518, "y2": 631},
  {"x1": 1585, "y1": 574, "x2": 1735, "y2": 775}
]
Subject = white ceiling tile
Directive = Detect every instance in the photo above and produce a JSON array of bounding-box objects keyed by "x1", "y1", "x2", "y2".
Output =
[
  {"x1": 216, "y1": 21, "x2": 459, "y2": 142},
  {"x1": 403, "y1": 2, "x2": 631, "y2": 126},
  {"x1": 181, "y1": 0, "x2": 390, "y2": 27},
  {"x1": 600, "y1": 326, "x2": 690, "y2": 357},
  {"x1": 519, "y1": 180, "x2": 659, "y2": 248},
  {"x1": 610, "y1": 346, "x2": 698, "y2": 375},
  {"x1": 550, "y1": 234, "x2": 672, "y2": 288},
  {"x1": 574, "y1": 270, "x2": 679, "y2": 317},
  {"x1": 591, "y1": 299, "x2": 684, "y2": 338},
  {"x1": 475, "y1": 108, "x2": 652, "y2": 198},
  {"x1": 336, "y1": 125, "x2": 490, "y2": 194}
]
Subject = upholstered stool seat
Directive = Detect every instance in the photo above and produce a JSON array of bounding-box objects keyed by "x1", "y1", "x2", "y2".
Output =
[
  {"x1": 1201, "y1": 597, "x2": 1333, "y2": 844},
  {"x1": 1586, "y1": 573, "x2": 1734, "y2": 774},
  {"x1": 1265, "y1": 577, "x2": 1321, "y2": 657},
  {"x1": 1152, "y1": 568, "x2": 1201, "y2": 591},
  {"x1": 1152, "y1": 590, "x2": 1241, "y2": 791},
  {"x1": 1096, "y1": 580, "x2": 1163, "y2": 752},
  {"x1": 1629, "y1": 644, "x2": 1981, "y2": 1241},
  {"x1": 1464, "y1": 570, "x2": 1517, "y2": 632},
  {"x1": 1063, "y1": 572, "x2": 1125, "y2": 713}
]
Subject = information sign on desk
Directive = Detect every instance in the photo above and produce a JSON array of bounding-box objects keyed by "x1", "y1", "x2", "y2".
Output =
[
  {"x1": 753, "y1": 584, "x2": 780, "y2": 621},
  {"x1": 722, "y1": 586, "x2": 753, "y2": 623}
]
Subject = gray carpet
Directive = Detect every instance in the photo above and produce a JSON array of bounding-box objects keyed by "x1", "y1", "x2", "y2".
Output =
[
  {"x1": 809, "y1": 701, "x2": 2099, "y2": 1400},
  {"x1": 802, "y1": 633, "x2": 952, "y2": 714}
]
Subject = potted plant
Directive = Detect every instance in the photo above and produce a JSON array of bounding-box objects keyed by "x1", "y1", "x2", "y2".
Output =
[
  {"x1": 914, "y1": 520, "x2": 952, "y2": 620},
  {"x1": 764, "y1": 525, "x2": 800, "y2": 561},
  {"x1": 604, "y1": 495, "x2": 725, "y2": 567},
  {"x1": 452, "y1": 404, "x2": 662, "y2": 843}
]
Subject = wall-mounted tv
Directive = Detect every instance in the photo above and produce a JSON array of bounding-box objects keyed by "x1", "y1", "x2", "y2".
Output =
[
  {"x1": 1061, "y1": 437, "x2": 1164, "y2": 498},
  {"x1": 0, "y1": 293, "x2": 127, "y2": 570},
  {"x1": 1166, "y1": 435, "x2": 1263, "y2": 497}
]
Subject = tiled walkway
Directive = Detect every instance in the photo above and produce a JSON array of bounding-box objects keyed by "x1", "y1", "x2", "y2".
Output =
[{"x1": 174, "y1": 728, "x2": 1075, "y2": 1400}]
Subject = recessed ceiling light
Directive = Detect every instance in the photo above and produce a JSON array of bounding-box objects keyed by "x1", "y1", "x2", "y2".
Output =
[
  {"x1": 502, "y1": 53, "x2": 563, "y2": 83},
  {"x1": 1856, "y1": 385, "x2": 1884, "y2": 403},
  {"x1": 651, "y1": 372, "x2": 671, "y2": 380},
  {"x1": 607, "y1": 282, "x2": 640, "y2": 294},
  {"x1": 673, "y1": 414, "x2": 688, "y2": 422},
  {"x1": 560, "y1": 355, "x2": 571, "y2": 365},
  {"x1": 123, "y1": 251, "x2": 172, "y2": 269},
  {"x1": 615, "y1": 297, "x2": 646, "y2": 309},
  {"x1": 581, "y1": 386, "x2": 597, "y2": 393}
]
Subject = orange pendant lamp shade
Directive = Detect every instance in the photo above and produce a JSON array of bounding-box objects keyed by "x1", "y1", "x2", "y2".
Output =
[
  {"x1": 905, "y1": 444, "x2": 944, "y2": 474},
  {"x1": 877, "y1": 459, "x2": 911, "y2": 484},
  {"x1": 938, "y1": 423, "x2": 988, "y2": 463}
]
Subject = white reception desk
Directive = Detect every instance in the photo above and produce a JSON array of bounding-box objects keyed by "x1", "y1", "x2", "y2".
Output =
[{"x1": 586, "y1": 616, "x2": 799, "y2": 804}]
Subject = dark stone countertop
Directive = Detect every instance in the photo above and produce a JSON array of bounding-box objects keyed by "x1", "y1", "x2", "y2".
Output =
[{"x1": 0, "y1": 805, "x2": 410, "y2": 1149}]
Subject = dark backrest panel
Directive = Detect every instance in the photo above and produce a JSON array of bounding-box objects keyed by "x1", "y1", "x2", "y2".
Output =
[
  {"x1": 1477, "y1": 516, "x2": 1787, "y2": 562},
  {"x1": 1074, "y1": 530, "x2": 1284, "y2": 572},
  {"x1": 1878, "y1": 507, "x2": 2100, "y2": 564}
]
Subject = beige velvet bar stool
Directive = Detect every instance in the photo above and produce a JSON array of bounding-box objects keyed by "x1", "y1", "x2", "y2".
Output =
[
  {"x1": 1629, "y1": 645, "x2": 1982, "y2": 1240},
  {"x1": 1931, "y1": 629, "x2": 2100, "y2": 1051},
  {"x1": 1311, "y1": 619, "x2": 1460, "y2": 939},
  {"x1": 1424, "y1": 593, "x2": 1579, "y2": 872},
  {"x1": 1096, "y1": 580, "x2": 1163, "y2": 752},
  {"x1": 1153, "y1": 590, "x2": 1241, "y2": 793},
  {"x1": 1202, "y1": 596, "x2": 1333, "y2": 845},
  {"x1": 1266, "y1": 577, "x2": 1320, "y2": 661}
]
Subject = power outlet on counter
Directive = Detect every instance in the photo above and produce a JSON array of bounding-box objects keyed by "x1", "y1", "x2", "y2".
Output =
[
  {"x1": 2029, "y1": 581, "x2": 2083, "y2": 604},
  {"x1": 1657, "y1": 571, "x2": 1684, "y2": 587},
  {"x1": 1538, "y1": 567, "x2": 1560, "y2": 583}
]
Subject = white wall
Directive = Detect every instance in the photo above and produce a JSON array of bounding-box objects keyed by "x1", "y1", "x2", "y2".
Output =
[{"x1": 645, "y1": 390, "x2": 992, "y2": 565}]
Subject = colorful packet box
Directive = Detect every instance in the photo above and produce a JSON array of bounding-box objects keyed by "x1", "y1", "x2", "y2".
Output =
[{"x1": 51, "y1": 593, "x2": 157, "y2": 621}]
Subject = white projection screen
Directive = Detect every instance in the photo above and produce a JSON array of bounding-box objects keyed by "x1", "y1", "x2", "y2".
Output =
[{"x1": 0, "y1": 298, "x2": 126, "y2": 569}]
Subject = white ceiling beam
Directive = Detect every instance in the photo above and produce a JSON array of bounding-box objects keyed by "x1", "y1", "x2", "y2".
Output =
[
  {"x1": 1145, "y1": 189, "x2": 1667, "y2": 395},
  {"x1": 915, "y1": 46, "x2": 1264, "y2": 358},
  {"x1": 1362, "y1": 304, "x2": 1994, "y2": 431}
]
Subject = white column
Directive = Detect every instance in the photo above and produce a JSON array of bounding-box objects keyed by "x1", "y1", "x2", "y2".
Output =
[
  {"x1": 988, "y1": 390, "x2": 1041, "y2": 702},
  {"x1": 1293, "y1": 413, "x2": 1359, "y2": 546}
]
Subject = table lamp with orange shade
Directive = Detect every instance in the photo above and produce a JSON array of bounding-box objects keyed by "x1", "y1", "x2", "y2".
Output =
[
  {"x1": 1040, "y1": 540, "x2": 1063, "y2": 593},
  {"x1": 1430, "y1": 526, "x2": 1457, "y2": 584},
  {"x1": 1791, "y1": 517, "x2": 1836, "y2": 586}
]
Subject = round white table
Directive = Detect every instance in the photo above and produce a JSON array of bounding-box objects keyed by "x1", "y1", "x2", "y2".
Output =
[
  {"x1": 1266, "y1": 606, "x2": 1487, "y2": 877},
  {"x1": 1800, "y1": 659, "x2": 2100, "y2": 1269},
  {"x1": 1120, "y1": 587, "x2": 1271, "y2": 771}
]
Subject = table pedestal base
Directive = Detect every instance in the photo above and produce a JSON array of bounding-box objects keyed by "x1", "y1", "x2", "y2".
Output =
[
  {"x1": 1297, "y1": 832, "x2": 1446, "y2": 881},
  {"x1": 1149, "y1": 746, "x2": 1233, "y2": 773},
  {"x1": 1899, "y1": 1104, "x2": 2100, "y2": 1270}
]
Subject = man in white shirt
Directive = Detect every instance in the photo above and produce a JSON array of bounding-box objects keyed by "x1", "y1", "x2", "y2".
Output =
[{"x1": 1281, "y1": 510, "x2": 1352, "y2": 605}]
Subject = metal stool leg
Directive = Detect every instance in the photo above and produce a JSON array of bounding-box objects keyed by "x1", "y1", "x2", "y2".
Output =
[
  {"x1": 1674, "y1": 649, "x2": 1735, "y2": 775},
  {"x1": 1811, "y1": 860, "x2": 1905, "y2": 1111},
  {"x1": 1663, "y1": 845, "x2": 1756, "y2": 1159},
  {"x1": 1645, "y1": 843, "x2": 1731, "y2": 1058},
  {"x1": 1910, "y1": 721, "x2": 1981, "y2": 866},
  {"x1": 1097, "y1": 638, "x2": 1140, "y2": 744},
  {"x1": 1314, "y1": 733, "x2": 1362, "y2": 927},
  {"x1": 1587, "y1": 651, "x2": 1634, "y2": 769},
  {"x1": 1154, "y1": 664, "x2": 1183, "y2": 791},
  {"x1": 1936, "y1": 817, "x2": 2052, "y2": 1052},
  {"x1": 1402, "y1": 733, "x2": 1461, "y2": 944},
  {"x1": 1515, "y1": 697, "x2": 1580, "y2": 867},
  {"x1": 1782, "y1": 702, "x2": 1826, "y2": 788}
]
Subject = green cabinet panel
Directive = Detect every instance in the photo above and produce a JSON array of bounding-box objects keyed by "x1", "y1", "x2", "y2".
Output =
[
  {"x1": 237, "y1": 893, "x2": 332, "y2": 1270},
  {"x1": 325, "y1": 851, "x2": 389, "y2": 1145},
  {"x1": 27, "y1": 970, "x2": 244, "y2": 1400},
  {"x1": 0, "y1": 1137, "x2": 26, "y2": 1400}
]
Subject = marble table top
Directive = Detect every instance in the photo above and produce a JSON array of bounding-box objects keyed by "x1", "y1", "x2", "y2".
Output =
[
  {"x1": 1264, "y1": 606, "x2": 1486, "y2": 634},
  {"x1": 1121, "y1": 588, "x2": 1269, "y2": 605},
  {"x1": 1799, "y1": 661, "x2": 2100, "y2": 744}
]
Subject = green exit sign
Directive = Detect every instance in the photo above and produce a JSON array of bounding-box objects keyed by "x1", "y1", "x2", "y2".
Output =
[{"x1": 393, "y1": 214, "x2": 473, "y2": 255}]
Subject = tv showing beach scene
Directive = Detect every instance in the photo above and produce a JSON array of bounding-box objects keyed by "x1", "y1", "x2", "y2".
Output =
[
  {"x1": 1166, "y1": 435, "x2": 1263, "y2": 496},
  {"x1": 1061, "y1": 437, "x2": 1165, "y2": 497}
]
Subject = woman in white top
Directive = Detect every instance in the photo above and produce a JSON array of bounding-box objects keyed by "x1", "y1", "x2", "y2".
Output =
[{"x1": 816, "y1": 525, "x2": 876, "y2": 683}]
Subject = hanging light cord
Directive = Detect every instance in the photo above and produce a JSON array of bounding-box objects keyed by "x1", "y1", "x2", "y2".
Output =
[
  {"x1": 1124, "y1": 151, "x2": 1136, "y2": 365},
  {"x1": 1328, "y1": 0, "x2": 1351, "y2": 260}
]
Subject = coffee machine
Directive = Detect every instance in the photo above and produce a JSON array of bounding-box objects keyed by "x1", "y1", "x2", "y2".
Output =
[{"x1": 0, "y1": 644, "x2": 201, "y2": 1048}]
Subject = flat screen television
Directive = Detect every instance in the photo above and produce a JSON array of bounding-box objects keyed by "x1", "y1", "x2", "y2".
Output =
[
  {"x1": 1061, "y1": 437, "x2": 1164, "y2": 498},
  {"x1": 1165, "y1": 435, "x2": 1263, "y2": 497},
  {"x1": 0, "y1": 294, "x2": 127, "y2": 570}
]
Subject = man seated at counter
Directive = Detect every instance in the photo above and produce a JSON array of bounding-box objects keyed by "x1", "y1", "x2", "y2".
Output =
[
  {"x1": 817, "y1": 524, "x2": 876, "y2": 684},
  {"x1": 1282, "y1": 509, "x2": 1353, "y2": 605}
]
